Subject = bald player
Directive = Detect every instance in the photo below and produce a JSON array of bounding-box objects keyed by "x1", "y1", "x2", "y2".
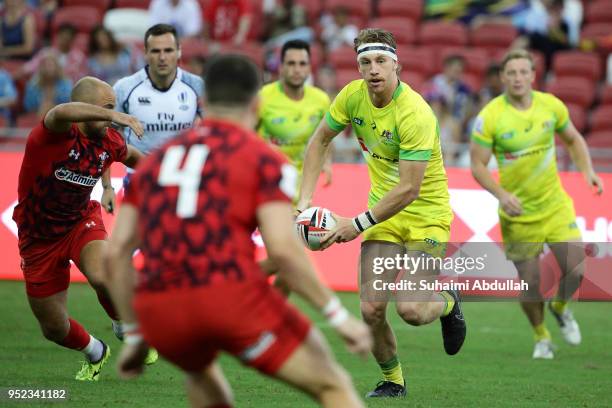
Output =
[{"x1": 12, "y1": 77, "x2": 144, "y2": 381}]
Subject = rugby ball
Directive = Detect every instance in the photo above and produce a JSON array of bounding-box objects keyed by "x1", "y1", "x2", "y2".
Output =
[{"x1": 295, "y1": 207, "x2": 336, "y2": 250}]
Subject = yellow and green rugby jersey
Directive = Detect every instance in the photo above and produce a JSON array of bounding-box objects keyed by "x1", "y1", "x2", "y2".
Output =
[
  {"x1": 326, "y1": 79, "x2": 452, "y2": 224},
  {"x1": 471, "y1": 91, "x2": 572, "y2": 221},
  {"x1": 257, "y1": 81, "x2": 330, "y2": 171}
]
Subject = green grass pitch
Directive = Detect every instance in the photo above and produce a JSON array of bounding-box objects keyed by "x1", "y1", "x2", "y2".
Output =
[{"x1": 0, "y1": 280, "x2": 611, "y2": 407}]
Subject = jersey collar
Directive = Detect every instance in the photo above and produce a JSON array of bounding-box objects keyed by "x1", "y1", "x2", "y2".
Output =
[{"x1": 145, "y1": 65, "x2": 180, "y2": 92}]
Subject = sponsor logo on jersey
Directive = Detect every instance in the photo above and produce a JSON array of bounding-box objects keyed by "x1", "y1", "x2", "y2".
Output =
[
  {"x1": 68, "y1": 149, "x2": 80, "y2": 160},
  {"x1": 98, "y1": 151, "x2": 110, "y2": 169},
  {"x1": 178, "y1": 92, "x2": 189, "y2": 111},
  {"x1": 309, "y1": 114, "x2": 320, "y2": 123},
  {"x1": 380, "y1": 129, "x2": 395, "y2": 145},
  {"x1": 138, "y1": 96, "x2": 151, "y2": 105},
  {"x1": 144, "y1": 122, "x2": 194, "y2": 132},
  {"x1": 542, "y1": 120, "x2": 553, "y2": 130},
  {"x1": 54, "y1": 168, "x2": 99, "y2": 187},
  {"x1": 352, "y1": 117, "x2": 364, "y2": 126},
  {"x1": 271, "y1": 117, "x2": 285, "y2": 124},
  {"x1": 500, "y1": 131, "x2": 514, "y2": 139}
]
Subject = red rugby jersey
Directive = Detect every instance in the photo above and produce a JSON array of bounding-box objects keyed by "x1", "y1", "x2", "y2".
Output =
[
  {"x1": 13, "y1": 122, "x2": 127, "y2": 244},
  {"x1": 124, "y1": 118, "x2": 294, "y2": 292}
]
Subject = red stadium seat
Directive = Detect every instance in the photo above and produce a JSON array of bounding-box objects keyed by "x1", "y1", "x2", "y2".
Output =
[
  {"x1": 295, "y1": 0, "x2": 322, "y2": 22},
  {"x1": 180, "y1": 37, "x2": 209, "y2": 61},
  {"x1": 438, "y1": 47, "x2": 489, "y2": 77},
  {"x1": 600, "y1": 84, "x2": 612, "y2": 106},
  {"x1": 377, "y1": 0, "x2": 422, "y2": 22},
  {"x1": 325, "y1": 0, "x2": 371, "y2": 25},
  {"x1": 552, "y1": 51, "x2": 602, "y2": 83},
  {"x1": 62, "y1": 0, "x2": 111, "y2": 15},
  {"x1": 367, "y1": 17, "x2": 416, "y2": 45},
  {"x1": 470, "y1": 22, "x2": 518, "y2": 52},
  {"x1": 590, "y1": 106, "x2": 612, "y2": 132},
  {"x1": 396, "y1": 46, "x2": 435, "y2": 77},
  {"x1": 462, "y1": 72, "x2": 482, "y2": 93},
  {"x1": 566, "y1": 103, "x2": 586, "y2": 133},
  {"x1": 1, "y1": 59, "x2": 23, "y2": 78},
  {"x1": 309, "y1": 42, "x2": 324, "y2": 71},
  {"x1": 219, "y1": 41, "x2": 265, "y2": 68},
  {"x1": 585, "y1": 0, "x2": 612, "y2": 24},
  {"x1": 0, "y1": 116, "x2": 6, "y2": 128},
  {"x1": 52, "y1": 7, "x2": 102, "y2": 36},
  {"x1": 16, "y1": 113, "x2": 40, "y2": 129},
  {"x1": 586, "y1": 131, "x2": 612, "y2": 147},
  {"x1": 399, "y1": 70, "x2": 425, "y2": 92},
  {"x1": 334, "y1": 68, "x2": 361, "y2": 90},
  {"x1": 581, "y1": 23, "x2": 611, "y2": 45},
  {"x1": 115, "y1": 0, "x2": 152, "y2": 8},
  {"x1": 545, "y1": 77, "x2": 596, "y2": 109},
  {"x1": 418, "y1": 21, "x2": 468, "y2": 47},
  {"x1": 328, "y1": 45, "x2": 357, "y2": 70}
]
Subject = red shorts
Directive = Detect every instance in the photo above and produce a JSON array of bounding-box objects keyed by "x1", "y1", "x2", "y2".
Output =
[
  {"x1": 134, "y1": 279, "x2": 311, "y2": 375},
  {"x1": 19, "y1": 206, "x2": 107, "y2": 298}
]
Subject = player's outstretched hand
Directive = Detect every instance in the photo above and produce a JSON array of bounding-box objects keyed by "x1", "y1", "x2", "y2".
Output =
[
  {"x1": 499, "y1": 191, "x2": 522, "y2": 217},
  {"x1": 117, "y1": 342, "x2": 149, "y2": 379},
  {"x1": 335, "y1": 315, "x2": 372, "y2": 359},
  {"x1": 319, "y1": 215, "x2": 359, "y2": 250},
  {"x1": 101, "y1": 187, "x2": 116, "y2": 214},
  {"x1": 111, "y1": 111, "x2": 144, "y2": 139},
  {"x1": 585, "y1": 170, "x2": 604, "y2": 195}
]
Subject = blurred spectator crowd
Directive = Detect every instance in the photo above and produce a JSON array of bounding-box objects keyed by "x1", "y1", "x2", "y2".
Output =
[{"x1": 1, "y1": 0, "x2": 611, "y2": 169}]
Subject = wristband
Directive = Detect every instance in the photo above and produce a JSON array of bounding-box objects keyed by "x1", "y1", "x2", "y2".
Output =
[
  {"x1": 352, "y1": 210, "x2": 378, "y2": 233},
  {"x1": 322, "y1": 297, "x2": 349, "y2": 328},
  {"x1": 102, "y1": 185, "x2": 114, "y2": 190}
]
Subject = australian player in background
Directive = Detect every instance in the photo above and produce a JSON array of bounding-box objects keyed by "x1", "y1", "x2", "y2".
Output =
[
  {"x1": 101, "y1": 23, "x2": 204, "y2": 212},
  {"x1": 12, "y1": 77, "x2": 144, "y2": 380},
  {"x1": 296, "y1": 29, "x2": 467, "y2": 398},
  {"x1": 257, "y1": 39, "x2": 332, "y2": 187},
  {"x1": 470, "y1": 49, "x2": 604, "y2": 359},
  {"x1": 103, "y1": 54, "x2": 371, "y2": 408}
]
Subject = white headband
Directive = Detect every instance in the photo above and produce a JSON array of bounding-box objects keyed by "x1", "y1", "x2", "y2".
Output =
[{"x1": 356, "y1": 42, "x2": 398, "y2": 62}]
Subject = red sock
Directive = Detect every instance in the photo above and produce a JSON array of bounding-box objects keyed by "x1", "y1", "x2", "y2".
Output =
[
  {"x1": 96, "y1": 288, "x2": 120, "y2": 321},
  {"x1": 58, "y1": 318, "x2": 90, "y2": 350}
]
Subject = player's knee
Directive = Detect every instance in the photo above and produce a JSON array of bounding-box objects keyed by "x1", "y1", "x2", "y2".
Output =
[
  {"x1": 396, "y1": 302, "x2": 426, "y2": 326},
  {"x1": 360, "y1": 301, "x2": 386, "y2": 326}
]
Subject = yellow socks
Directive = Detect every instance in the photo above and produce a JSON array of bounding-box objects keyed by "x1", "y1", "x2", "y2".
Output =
[
  {"x1": 551, "y1": 300, "x2": 568, "y2": 314},
  {"x1": 440, "y1": 291, "x2": 455, "y2": 317},
  {"x1": 533, "y1": 323, "x2": 551, "y2": 342},
  {"x1": 379, "y1": 356, "x2": 404, "y2": 386}
]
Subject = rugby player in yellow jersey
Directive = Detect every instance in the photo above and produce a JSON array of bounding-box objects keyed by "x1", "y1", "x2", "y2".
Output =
[
  {"x1": 258, "y1": 39, "x2": 332, "y2": 186},
  {"x1": 296, "y1": 28, "x2": 467, "y2": 398},
  {"x1": 470, "y1": 49, "x2": 604, "y2": 360}
]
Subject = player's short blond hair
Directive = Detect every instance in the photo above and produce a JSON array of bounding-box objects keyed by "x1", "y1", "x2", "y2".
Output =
[
  {"x1": 353, "y1": 28, "x2": 397, "y2": 53},
  {"x1": 501, "y1": 49, "x2": 535, "y2": 72}
]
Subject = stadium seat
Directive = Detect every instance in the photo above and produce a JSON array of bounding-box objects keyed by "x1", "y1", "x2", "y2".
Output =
[
  {"x1": 104, "y1": 8, "x2": 150, "y2": 42},
  {"x1": 62, "y1": 0, "x2": 111, "y2": 15},
  {"x1": 114, "y1": 0, "x2": 152, "y2": 8},
  {"x1": 396, "y1": 46, "x2": 435, "y2": 78},
  {"x1": 16, "y1": 113, "x2": 40, "y2": 129},
  {"x1": 325, "y1": 0, "x2": 371, "y2": 25},
  {"x1": 328, "y1": 45, "x2": 358, "y2": 70},
  {"x1": 600, "y1": 84, "x2": 612, "y2": 106},
  {"x1": 581, "y1": 23, "x2": 611, "y2": 45},
  {"x1": 586, "y1": 131, "x2": 612, "y2": 147},
  {"x1": 566, "y1": 103, "x2": 586, "y2": 133},
  {"x1": 585, "y1": 0, "x2": 612, "y2": 24},
  {"x1": 470, "y1": 22, "x2": 518, "y2": 52},
  {"x1": 590, "y1": 106, "x2": 612, "y2": 132},
  {"x1": 0, "y1": 116, "x2": 6, "y2": 128},
  {"x1": 309, "y1": 42, "x2": 324, "y2": 71},
  {"x1": 552, "y1": 51, "x2": 602, "y2": 83},
  {"x1": 367, "y1": 17, "x2": 416, "y2": 46},
  {"x1": 377, "y1": 0, "x2": 422, "y2": 22},
  {"x1": 545, "y1": 77, "x2": 596, "y2": 109},
  {"x1": 52, "y1": 7, "x2": 102, "y2": 36},
  {"x1": 438, "y1": 47, "x2": 489, "y2": 77},
  {"x1": 399, "y1": 70, "x2": 425, "y2": 92},
  {"x1": 219, "y1": 41, "x2": 265, "y2": 68},
  {"x1": 418, "y1": 21, "x2": 468, "y2": 47},
  {"x1": 1, "y1": 59, "x2": 23, "y2": 78},
  {"x1": 334, "y1": 68, "x2": 361, "y2": 90},
  {"x1": 295, "y1": 0, "x2": 322, "y2": 22},
  {"x1": 180, "y1": 37, "x2": 209, "y2": 61},
  {"x1": 462, "y1": 72, "x2": 482, "y2": 93}
]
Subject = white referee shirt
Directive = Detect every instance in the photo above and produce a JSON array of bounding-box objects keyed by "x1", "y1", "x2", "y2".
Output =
[{"x1": 114, "y1": 66, "x2": 204, "y2": 156}]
